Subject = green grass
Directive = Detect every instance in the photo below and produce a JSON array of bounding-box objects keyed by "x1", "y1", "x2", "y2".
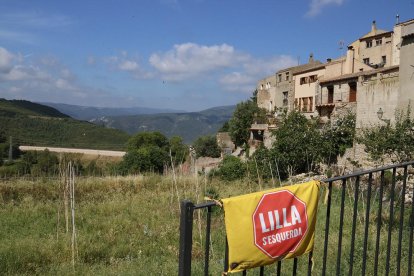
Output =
[{"x1": 0, "y1": 175, "x2": 412, "y2": 275}]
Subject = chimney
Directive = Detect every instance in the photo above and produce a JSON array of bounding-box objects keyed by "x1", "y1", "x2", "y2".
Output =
[
  {"x1": 345, "y1": 46, "x2": 354, "y2": 74},
  {"x1": 308, "y1": 53, "x2": 314, "y2": 63},
  {"x1": 371, "y1": 20, "x2": 377, "y2": 33}
]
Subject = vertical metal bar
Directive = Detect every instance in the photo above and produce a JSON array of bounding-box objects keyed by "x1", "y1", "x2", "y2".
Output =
[
  {"x1": 259, "y1": 266, "x2": 264, "y2": 276},
  {"x1": 374, "y1": 170, "x2": 385, "y2": 276},
  {"x1": 292, "y1": 258, "x2": 298, "y2": 276},
  {"x1": 242, "y1": 270, "x2": 247, "y2": 276},
  {"x1": 336, "y1": 179, "x2": 347, "y2": 276},
  {"x1": 322, "y1": 181, "x2": 333, "y2": 276},
  {"x1": 396, "y1": 166, "x2": 408, "y2": 276},
  {"x1": 408, "y1": 166, "x2": 414, "y2": 275},
  {"x1": 204, "y1": 206, "x2": 212, "y2": 276},
  {"x1": 307, "y1": 251, "x2": 313, "y2": 276},
  {"x1": 348, "y1": 176, "x2": 360, "y2": 276},
  {"x1": 178, "y1": 200, "x2": 194, "y2": 276},
  {"x1": 362, "y1": 173, "x2": 373, "y2": 276},
  {"x1": 277, "y1": 260, "x2": 282, "y2": 276},
  {"x1": 224, "y1": 237, "x2": 229, "y2": 273},
  {"x1": 385, "y1": 168, "x2": 397, "y2": 276}
]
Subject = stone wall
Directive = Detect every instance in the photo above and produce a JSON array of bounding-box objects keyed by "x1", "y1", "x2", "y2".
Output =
[{"x1": 356, "y1": 70, "x2": 399, "y2": 129}]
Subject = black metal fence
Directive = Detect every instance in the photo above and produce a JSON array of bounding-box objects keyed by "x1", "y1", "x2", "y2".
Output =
[{"x1": 178, "y1": 161, "x2": 414, "y2": 275}]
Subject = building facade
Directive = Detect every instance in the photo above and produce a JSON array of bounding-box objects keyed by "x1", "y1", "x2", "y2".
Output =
[{"x1": 250, "y1": 17, "x2": 414, "y2": 151}]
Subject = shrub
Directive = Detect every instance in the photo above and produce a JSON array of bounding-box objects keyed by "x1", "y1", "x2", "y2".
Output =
[
  {"x1": 193, "y1": 135, "x2": 221, "y2": 158},
  {"x1": 216, "y1": 156, "x2": 246, "y2": 181}
]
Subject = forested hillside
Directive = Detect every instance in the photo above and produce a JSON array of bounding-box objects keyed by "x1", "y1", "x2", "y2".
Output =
[
  {"x1": 0, "y1": 99, "x2": 129, "y2": 150},
  {"x1": 94, "y1": 105, "x2": 235, "y2": 144}
]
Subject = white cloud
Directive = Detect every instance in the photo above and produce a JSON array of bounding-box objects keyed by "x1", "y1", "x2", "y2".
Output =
[
  {"x1": 104, "y1": 52, "x2": 152, "y2": 79},
  {"x1": 118, "y1": 60, "x2": 139, "y2": 71},
  {"x1": 0, "y1": 11, "x2": 73, "y2": 29},
  {"x1": 0, "y1": 47, "x2": 14, "y2": 73},
  {"x1": 220, "y1": 55, "x2": 297, "y2": 94},
  {"x1": 149, "y1": 43, "x2": 247, "y2": 81},
  {"x1": 306, "y1": 0, "x2": 345, "y2": 17}
]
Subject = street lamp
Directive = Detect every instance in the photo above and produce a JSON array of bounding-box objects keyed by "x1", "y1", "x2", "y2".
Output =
[{"x1": 377, "y1": 108, "x2": 390, "y2": 125}]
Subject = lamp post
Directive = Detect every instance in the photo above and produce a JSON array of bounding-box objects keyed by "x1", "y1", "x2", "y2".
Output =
[{"x1": 377, "y1": 108, "x2": 390, "y2": 125}]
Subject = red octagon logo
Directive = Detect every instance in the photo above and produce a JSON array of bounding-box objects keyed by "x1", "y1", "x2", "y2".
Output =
[{"x1": 252, "y1": 190, "x2": 308, "y2": 259}]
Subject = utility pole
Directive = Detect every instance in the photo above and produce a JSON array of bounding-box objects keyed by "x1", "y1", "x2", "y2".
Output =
[{"x1": 8, "y1": 136, "x2": 12, "y2": 162}]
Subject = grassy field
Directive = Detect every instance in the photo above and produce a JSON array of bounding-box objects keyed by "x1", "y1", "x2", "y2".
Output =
[{"x1": 0, "y1": 174, "x2": 412, "y2": 275}]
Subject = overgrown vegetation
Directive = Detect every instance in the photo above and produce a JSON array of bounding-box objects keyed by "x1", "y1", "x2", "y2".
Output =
[
  {"x1": 227, "y1": 94, "x2": 267, "y2": 147},
  {"x1": 359, "y1": 107, "x2": 414, "y2": 163},
  {"x1": 248, "y1": 110, "x2": 356, "y2": 180},
  {"x1": 192, "y1": 135, "x2": 221, "y2": 158},
  {"x1": 1, "y1": 173, "x2": 412, "y2": 275},
  {"x1": 118, "y1": 132, "x2": 188, "y2": 174}
]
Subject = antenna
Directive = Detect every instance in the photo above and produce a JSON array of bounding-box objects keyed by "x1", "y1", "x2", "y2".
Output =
[{"x1": 338, "y1": 40, "x2": 345, "y2": 56}]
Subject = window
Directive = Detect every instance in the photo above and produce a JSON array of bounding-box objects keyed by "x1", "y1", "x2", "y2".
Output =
[
  {"x1": 260, "y1": 84, "x2": 264, "y2": 90},
  {"x1": 363, "y1": 58, "x2": 370, "y2": 65},
  {"x1": 349, "y1": 82, "x2": 357, "y2": 102},
  {"x1": 376, "y1": 39, "x2": 382, "y2": 46},
  {"x1": 309, "y1": 97, "x2": 313, "y2": 112},
  {"x1": 283, "y1": 91, "x2": 288, "y2": 106},
  {"x1": 278, "y1": 74, "x2": 282, "y2": 82},
  {"x1": 300, "y1": 75, "x2": 318, "y2": 85},
  {"x1": 382, "y1": 55, "x2": 386, "y2": 64},
  {"x1": 300, "y1": 77, "x2": 307, "y2": 85},
  {"x1": 366, "y1": 40, "x2": 372, "y2": 48},
  {"x1": 285, "y1": 72, "x2": 289, "y2": 81},
  {"x1": 309, "y1": 75, "x2": 318, "y2": 83},
  {"x1": 328, "y1": 86, "x2": 334, "y2": 103},
  {"x1": 302, "y1": 97, "x2": 308, "y2": 112}
]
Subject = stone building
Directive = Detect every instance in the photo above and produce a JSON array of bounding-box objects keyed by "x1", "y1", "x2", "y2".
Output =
[{"x1": 250, "y1": 17, "x2": 414, "y2": 153}]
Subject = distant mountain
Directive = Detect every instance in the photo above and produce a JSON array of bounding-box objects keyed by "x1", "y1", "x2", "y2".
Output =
[
  {"x1": 0, "y1": 99, "x2": 129, "y2": 150},
  {"x1": 42, "y1": 102, "x2": 186, "y2": 120},
  {"x1": 93, "y1": 105, "x2": 236, "y2": 144}
]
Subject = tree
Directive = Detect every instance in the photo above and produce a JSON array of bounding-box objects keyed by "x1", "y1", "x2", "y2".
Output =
[
  {"x1": 169, "y1": 136, "x2": 188, "y2": 165},
  {"x1": 359, "y1": 108, "x2": 414, "y2": 163},
  {"x1": 126, "y1": 131, "x2": 169, "y2": 152},
  {"x1": 121, "y1": 145, "x2": 168, "y2": 174},
  {"x1": 120, "y1": 132, "x2": 186, "y2": 174},
  {"x1": 193, "y1": 135, "x2": 221, "y2": 158},
  {"x1": 216, "y1": 155, "x2": 246, "y2": 181},
  {"x1": 270, "y1": 111, "x2": 322, "y2": 178},
  {"x1": 228, "y1": 100, "x2": 267, "y2": 147}
]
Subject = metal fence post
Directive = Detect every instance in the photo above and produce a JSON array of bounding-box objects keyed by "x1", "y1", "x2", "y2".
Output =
[{"x1": 178, "y1": 200, "x2": 194, "y2": 276}]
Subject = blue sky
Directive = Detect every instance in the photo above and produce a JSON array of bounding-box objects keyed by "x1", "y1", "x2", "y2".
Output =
[{"x1": 0, "y1": 0, "x2": 412, "y2": 111}]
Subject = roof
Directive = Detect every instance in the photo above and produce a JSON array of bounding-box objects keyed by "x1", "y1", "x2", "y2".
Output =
[
  {"x1": 292, "y1": 63, "x2": 326, "y2": 75},
  {"x1": 277, "y1": 60, "x2": 323, "y2": 75},
  {"x1": 360, "y1": 29, "x2": 391, "y2": 40},
  {"x1": 319, "y1": 65, "x2": 399, "y2": 84},
  {"x1": 250, "y1": 124, "x2": 268, "y2": 130}
]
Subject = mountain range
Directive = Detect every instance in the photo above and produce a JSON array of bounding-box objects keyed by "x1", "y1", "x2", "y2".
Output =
[
  {"x1": 42, "y1": 102, "x2": 185, "y2": 121},
  {"x1": 42, "y1": 102, "x2": 236, "y2": 144}
]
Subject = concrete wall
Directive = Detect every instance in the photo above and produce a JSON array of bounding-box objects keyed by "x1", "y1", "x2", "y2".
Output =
[
  {"x1": 397, "y1": 22, "x2": 414, "y2": 114},
  {"x1": 356, "y1": 70, "x2": 399, "y2": 129}
]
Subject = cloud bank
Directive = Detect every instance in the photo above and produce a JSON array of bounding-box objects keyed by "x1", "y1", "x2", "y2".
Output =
[{"x1": 306, "y1": 0, "x2": 345, "y2": 17}]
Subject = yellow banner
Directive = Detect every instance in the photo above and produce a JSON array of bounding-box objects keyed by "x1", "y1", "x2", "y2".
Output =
[{"x1": 222, "y1": 180, "x2": 320, "y2": 273}]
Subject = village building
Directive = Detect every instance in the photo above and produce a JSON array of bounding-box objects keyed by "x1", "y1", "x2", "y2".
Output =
[{"x1": 250, "y1": 17, "x2": 414, "y2": 155}]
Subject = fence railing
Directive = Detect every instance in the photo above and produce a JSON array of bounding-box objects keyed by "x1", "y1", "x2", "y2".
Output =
[{"x1": 178, "y1": 161, "x2": 414, "y2": 275}]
